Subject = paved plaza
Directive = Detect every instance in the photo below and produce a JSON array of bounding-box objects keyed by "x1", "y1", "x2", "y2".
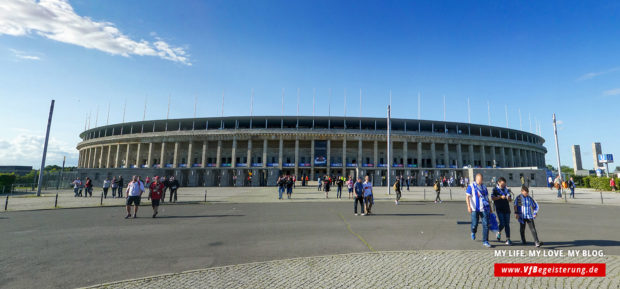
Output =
[
  {"x1": 1, "y1": 193, "x2": 619, "y2": 288},
  {"x1": 3, "y1": 184, "x2": 620, "y2": 211}
]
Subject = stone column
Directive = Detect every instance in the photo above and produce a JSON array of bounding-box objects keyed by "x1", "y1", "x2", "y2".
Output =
[
  {"x1": 187, "y1": 141, "x2": 193, "y2": 167},
  {"x1": 93, "y1": 147, "x2": 99, "y2": 168},
  {"x1": 231, "y1": 137, "x2": 237, "y2": 168},
  {"x1": 443, "y1": 143, "x2": 449, "y2": 168},
  {"x1": 99, "y1": 146, "x2": 104, "y2": 168},
  {"x1": 468, "y1": 144, "x2": 475, "y2": 167},
  {"x1": 417, "y1": 142, "x2": 422, "y2": 168},
  {"x1": 173, "y1": 142, "x2": 179, "y2": 168},
  {"x1": 160, "y1": 142, "x2": 166, "y2": 167},
  {"x1": 326, "y1": 139, "x2": 331, "y2": 175},
  {"x1": 135, "y1": 143, "x2": 141, "y2": 168},
  {"x1": 480, "y1": 145, "x2": 486, "y2": 168},
  {"x1": 278, "y1": 137, "x2": 283, "y2": 169},
  {"x1": 491, "y1": 146, "x2": 496, "y2": 168},
  {"x1": 262, "y1": 139, "x2": 268, "y2": 168},
  {"x1": 106, "y1": 145, "x2": 112, "y2": 168},
  {"x1": 115, "y1": 144, "x2": 120, "y2": 168},
  {"x1": 500, "y1": 147, "x2": 506, "y2": 167},
  {"x1": 85, "y1": 148, "x2": 90, "y2": 168},
  {"x1": 146, "y1": 143, "x2": 153, "y2": 168},
  {"x1": 295, "y1": 139, "x2": 299, "y2": 176},
  {"x1": 508, "y1": 147, "x2": 515, "y2": 167},
  {"x1": 515, "y1": 148, "x2": 521, "y2": 167},
  {"x1": 201, "y1": 141, "x2": 207, "y2": 168},
  {"x1": 357, "y1": 139, "x2": 363, "y2": 168},
  {"x1": 125, "y1": 144, "x2": 131, "y2": 168},
  {"x1": 403, "y1": 141, "x2": 408, "y2": 167},
  {"x1": 247, "y1": 139, "x2": 252, "y2": 167},
  {"x1": 310, "y1": 139, "x2": 315, "y2": 179},
  {"x1": 373, "y1": 140, "x2": 378, "y2": 167},
  {"x1": 216, "y1": 140, "x2": 222, "y2": 168},
  {"x1": 430, "y1": 142, "x2": 436, "y2": 168},
  {"x1": 456, "y1": 144, "x2": 462, "y2": 168},
  {"x1": 342, "y1": 138, "x2": 347, "y2": 175}
]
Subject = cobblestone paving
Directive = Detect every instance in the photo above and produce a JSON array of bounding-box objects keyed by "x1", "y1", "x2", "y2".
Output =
[{"x1": 84, "y1": 250, "x2": 619, "y2": 289}]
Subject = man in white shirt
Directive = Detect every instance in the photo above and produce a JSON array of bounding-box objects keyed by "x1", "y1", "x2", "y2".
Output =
[{"x1": 125, "y1": 176, "x2": 144, "y2": 219}]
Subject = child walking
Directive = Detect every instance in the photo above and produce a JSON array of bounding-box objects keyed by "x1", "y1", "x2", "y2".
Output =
[{"x1": 514, "y1": 185, "x2": 542, "y2": 247}]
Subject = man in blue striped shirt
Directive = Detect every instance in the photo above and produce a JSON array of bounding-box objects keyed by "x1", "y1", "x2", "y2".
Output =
[
  {"x1": 514, "y1": 185, "x2": 542, "y2": 247},
  {"x1": 466, "y1": 173, "x2": 493, "y2": 248}
]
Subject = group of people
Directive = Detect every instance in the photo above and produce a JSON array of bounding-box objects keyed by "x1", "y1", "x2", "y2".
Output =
[
  {"x1": 276, "y1": 175, "x2": 295, "y2": 199},
  {"x1": 547, "y1": 175, "x2": 577, "y2": 199},
  {"x1": 71, "y1": 175, "x2": 181, "y2": 218},
  {"x1": 467, "y1": 173, "x2": 542, "y2": 248}
]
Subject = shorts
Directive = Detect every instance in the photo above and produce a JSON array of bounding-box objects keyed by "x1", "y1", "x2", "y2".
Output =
[
  {"x1": 151, "y1": 199, "x2": 160, "y2": 207},
  {"x1": 126, "y1": 196, "x2": 141, "y2": 206}
]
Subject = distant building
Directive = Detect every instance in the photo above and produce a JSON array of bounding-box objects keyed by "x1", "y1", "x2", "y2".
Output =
[
  {"x1": 571, "y1": 145, "x2": 583, "y2": 174},
  {"x1": 0, "y1": 166, "x2": 33, "y2": 176},
  {"x1": 592, "y1": 142, "x2": 602, "y2": 170}
]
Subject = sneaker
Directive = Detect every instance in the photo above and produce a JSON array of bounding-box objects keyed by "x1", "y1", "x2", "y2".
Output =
[
  {"x1": 133, "y1": 215, "x2": 138, "y2": 218},
  {"x1": 152, "y1": 213, "x2": 156, "y2": 218},
  {"x1": 434, "y1": 201, "x2": 437, "y2": 203},
  {"x1": 395, "y1": 200, "x2": 398, "y2": 205},
  {"x1": 361, "y1": 213, "x2": 366, "y2": 216},
  {"x1": 506, "y1": 240, "x2": 513, "y2": 246},
  {"x1": 439, "y1": 200, "x2": 442, "y2": 203},
  {"x1": 355, "y1": 213, "x2": 359, "y2": 216},
  {"x1": 483, "y1": 241, "x2": 492, "y2": 248},
  {"x1": 471, "y1": 233, "x2": 476, "y2": 240},
  {"x1": 496, "y1": 232, "x2": 501, "y2": 242},
  {"x1": 125, "y1": 214, "x2": 131, "y2": 219}
]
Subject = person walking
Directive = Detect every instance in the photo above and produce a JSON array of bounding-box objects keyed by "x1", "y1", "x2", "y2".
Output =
[
  {"x1": 323, "y1": 176, "x2": 331, "y2": 198},
  {"x1": 514, "y1": 186, "x2": 542, "y2": 247},
  {"x1": 433, "y1": 179, "x2": 441, "y2": 203},
  {"x1": 148, "y1": 176, "x2": 164, "y2": 218},
  {"x1": 353, "y1": 177, "x2": 365, "y2": 215},
  {"x1": 466, "y1": 173, "x2": 493, "y2": 248},
  {"x1": 286, "y1": 176, "x2": 294, "y2": 199},
  {"x1": 491, "y1": 177, "x2": 513, "y2": 245},
  {"x1": 111, "y1": 176, "x2": 118, "y2": 198},
  {"x1": 568, "y1": 177, "x2": 576, "y2": 198},
  {"x1": 346, "y1": 177, "x2": 354, "y2": 199},
  {"x1": 363, "y1": 175, "x2": 374, "y2": 215},
  {"x1": 336, "y1": 177, "x2": 344, "y2": 199},
  {"x1": 161, "y1": 176, "x2": 169, "y2": 203},
  {"x1": 102, "y1": 177, "x2": 111, "y2": 198},
  {"x1": 394, "y1": 176, "x2": 402, "y2": 205},
  {"x1": 277, "y1": 176, "x2": 285, "y2": 200},
  {"x1": 116, "y1": 176, "x2": 124, "y2": 198},
  {"x1": 317, "y1": 177, "x2": 322, "y2": 191},
  {"x1": 71, "y1": 178, "x2": 82, "y2": 197},
  {"x1": 125, "y1": 176, "x2": 144, "y2": 219},
  {"x1": 84, "y1": 177, "x2": 93, "y2": 197},
  {"x1": 168, "y1": 176, "x2": 179, "y2": 203},
  {"x1": 406, "y1": 176, "x2": 410, "y2": 191},
  {"x1": 553, "y1": 175, "x2": 562, "y2": 198},
  {"x1": 610, "y1": 178, "x2": 616, "y2": 192}
]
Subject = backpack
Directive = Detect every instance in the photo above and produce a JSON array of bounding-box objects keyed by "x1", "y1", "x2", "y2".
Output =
[
  {"x1": 393, "y1": 182, "x2": 398, "y2": 191},
  {"x1": 433, "y1": 183, "x2": 439, "y2": 191}
]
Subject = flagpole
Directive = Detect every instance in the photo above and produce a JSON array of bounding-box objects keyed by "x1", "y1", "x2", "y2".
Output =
[
  {"x1": 443, "y1": 95, "x2": 446, "y2": 121},
  {"x1": 95, "y1": 106, "x2": 99, "y2": 128},
  {"x1": 467, "y1": 97, "x2": 471, "y2": 124},
  {"x1": 552, "y1": 113, "x2": 565, "y2": 201},
  {"x1": 417, "y1": 92, "x2": 421, "y2": 120},
  {"x1": 143, "y1": 96, "x2": 147, "y2": 121},
  {"x1": 487, "y1": 101, "x2": 491, "y2": 125},
  {"x1": 106, "y1": 100, "x2": 110, "y2": 125},
  {"x1": 519, "y1": 108, "x2": 522, "y2": 130},
  {"x1": 505, "y1": 105, "x2": 509, "y2": 128},
  {"x1": 250, "y1": 88, "x2": 254, "y2": 128},
  {"x1": 529, "y1": 113, "x2": 532, "y2": 133}
]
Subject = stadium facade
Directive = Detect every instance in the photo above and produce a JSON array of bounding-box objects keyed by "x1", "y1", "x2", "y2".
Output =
[{"x1": 76, "y1": 116, "x2": 547, "y2": 187}]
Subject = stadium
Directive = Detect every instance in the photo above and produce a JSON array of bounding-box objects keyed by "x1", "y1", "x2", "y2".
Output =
[{"x1": 76, "y1": 116, "x2": 547, "y2": 187}]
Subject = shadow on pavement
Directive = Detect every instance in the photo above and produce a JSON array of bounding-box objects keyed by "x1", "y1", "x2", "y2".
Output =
[
  {"x1": 155, "y1": 214, "x2": 244, "y2": 219},
  {"x1": 371, "y1": 213, "x2": 444, "y2": 217}
]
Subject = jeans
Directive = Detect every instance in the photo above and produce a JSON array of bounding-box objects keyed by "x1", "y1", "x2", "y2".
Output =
[
  {"x1": 73, "y1": 187, "x2": 79, "y2": 197},
  {"x1": 520, "y1": 219, "x2": 540, "y2": 243},
  {"x1": 557, "y1": 188, "x2": 562, "y2": 198},
  {"x1": 337, "y1": 186, "x2": 342, "y2": 198},
  {"x1": 496, "y1": 212, "x2": 511, "y2": 239},
  {"x1": 103, "y1": 187, "x2": 109, "y2": 198},
  {"x1": 111, "y1": 187, "x2": 117, "y2": 197},
  {"x1": 471, "y1": 210, "x2": 489, "y2": 242},
  {"x1": 278, "y1": 187, "x2": 284, "y2": 199},
  {"x1": 435, "y1": 191, "x2": 441, "y2": 202},
  {"x1": 354, "y1": 196, "x2": 364, "y2": 214},
  {"x1": 169, "y1": 189, "x2": 177, "y2": 202},
  {"x1": 570, "y1": 188, "x2": 575, "y2": 198},
  {"x1": 396, "y1": 190, "x2": 401, "y2": 201}
]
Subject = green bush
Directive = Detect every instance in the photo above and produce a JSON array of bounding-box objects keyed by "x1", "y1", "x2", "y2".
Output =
[
  {"x1": 0, "y1": 173, "x2": 16, "y2": 192},
  {"x1": 583, "y1": 176, "x2": 620, "y2": 191}
]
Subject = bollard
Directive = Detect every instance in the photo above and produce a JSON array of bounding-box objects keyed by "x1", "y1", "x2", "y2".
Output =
[
  {"x1": 4, "y1": 195, "x2": 8, "y2": 211},
  {"x1": 55, "y1": 193, "x2": 59, "y2": 208},
  {"x1": 600, "y1": 191, "x2": 604, "y2": 204},
  {"x1": 423, "y1": 188, "x2": 426, "y2": 200},
  {"x1": 204, "y1": 190, "x2": 207, "y2": 203},
  {"x1": 531, "y1": 189, "x2": 534, "y2": 198},
  {"x1": 100, "y1": 192, "x2": 104, "y2": 206}
]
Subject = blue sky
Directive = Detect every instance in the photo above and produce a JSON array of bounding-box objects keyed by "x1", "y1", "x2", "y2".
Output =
[{"x1": 0, "y1": 0, "x2": 618, "y2": 169}]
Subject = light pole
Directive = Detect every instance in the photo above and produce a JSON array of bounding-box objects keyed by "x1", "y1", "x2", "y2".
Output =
[
  {"x1": 37, "y1": 99, "x2": 55, "y2": 196},
  {"x1": 387, "y1": 104, "x2": 391, "y2": 195},
  {"x1": 552, "y1": 113, "x2": 564, "y2": 201}
]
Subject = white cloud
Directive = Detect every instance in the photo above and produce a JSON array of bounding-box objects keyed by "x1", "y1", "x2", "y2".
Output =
[
  {"x1": 577, "y1": 67, "x2": 620, "y2": 81},
  {"x1": 0, "y1": 132, "x2": 78, "y2": 168},
  {"x1": 10, "y1": 48, "x2": 41, "y2": 60},
  {"x1": 0, "y1": 0, "x2": 191, "y2": 65},
  {"x1": 603, "y1": 88, "x2": 620, "y2": 96}
]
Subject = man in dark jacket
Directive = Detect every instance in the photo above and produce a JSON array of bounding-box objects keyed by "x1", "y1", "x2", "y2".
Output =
[
  {"x1": 168, "y1": 176, "x2": 180, "y2": 203},
  {"x1": 353, "y1": 177, "x2": 365, "y2": 215},
  {"x1": 116, "y1": 176, "x2": 124, "y2": 198}
]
